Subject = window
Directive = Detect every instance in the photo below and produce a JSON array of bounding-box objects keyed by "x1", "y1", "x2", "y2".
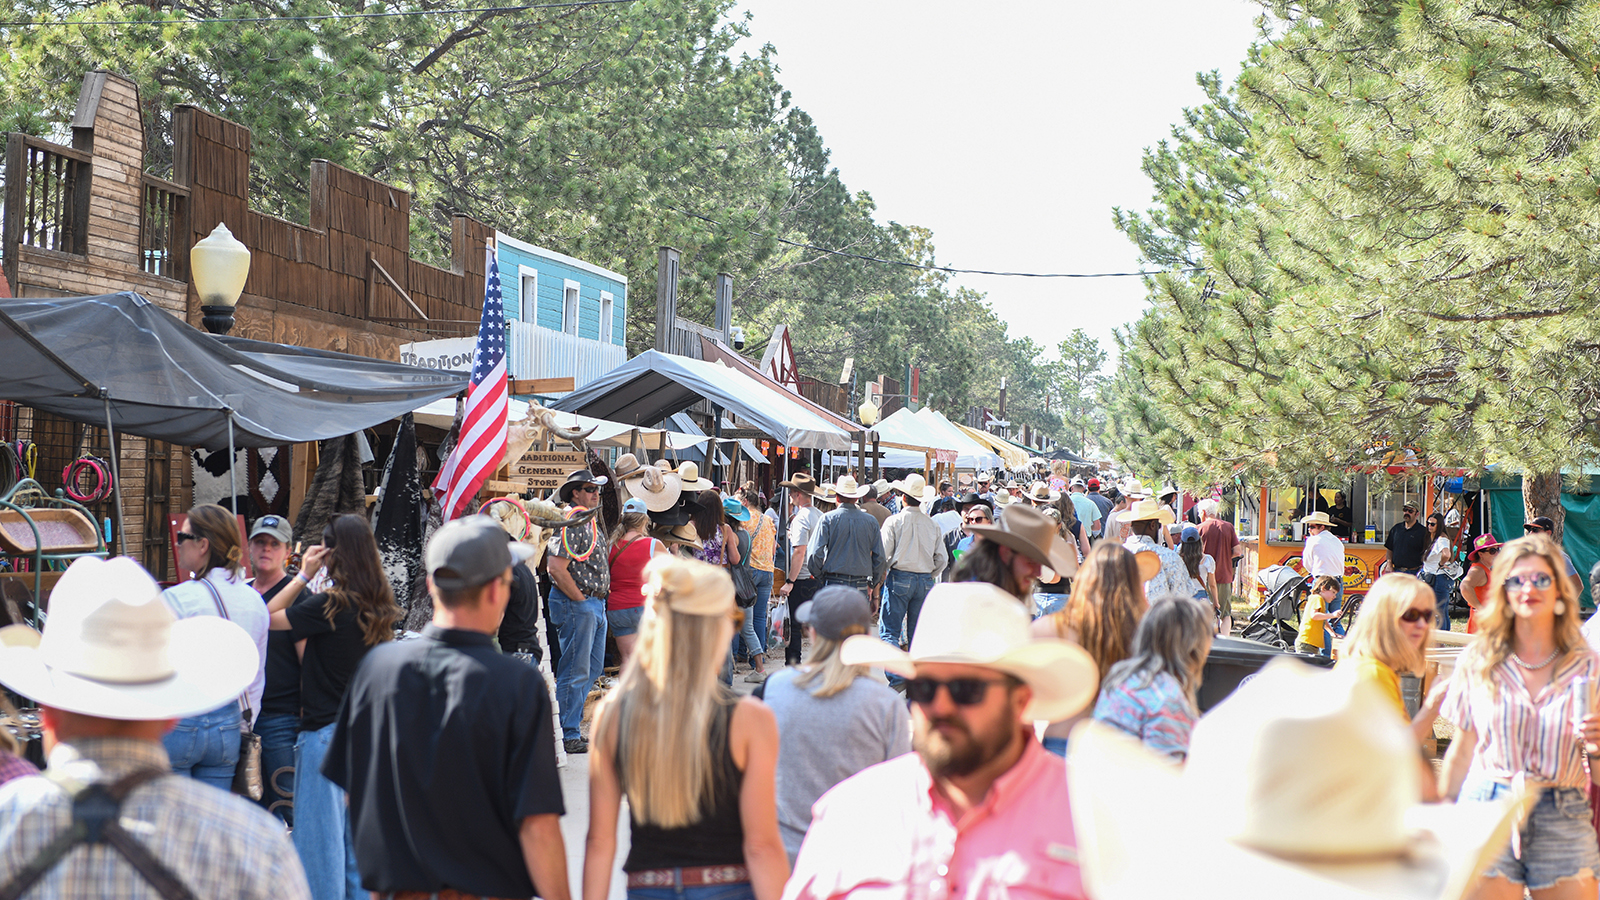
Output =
[
  {"x1": 563, "y1": 280, "x2": 580, "y2": 335},
  {"x1": 518, "y1": 266, "x2": 538, "y2": 323},
  {"x1": 600, "y1": 291, "x2": 614, "y2": 344}
]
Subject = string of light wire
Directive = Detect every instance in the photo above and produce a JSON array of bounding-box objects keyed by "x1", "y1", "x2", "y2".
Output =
[{"x1": 0, "y1": 0, "x2": 633, "y2": 28}]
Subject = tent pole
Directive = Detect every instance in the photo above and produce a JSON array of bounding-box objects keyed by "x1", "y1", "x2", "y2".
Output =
[
  {"x1": 103, "y1": 396, "x2": 127, "y2": 558},
  {"x1": 227, "y1": 413, "x2": 238, "y2": 515}
]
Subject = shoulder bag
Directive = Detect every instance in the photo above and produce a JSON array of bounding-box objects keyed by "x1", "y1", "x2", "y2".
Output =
[
  {"x1": 198, "y1": 579, "x2": 263, "y2": 802},
  {"x1": 730, "y1": 526, "x2": 757, "y2": 608}
]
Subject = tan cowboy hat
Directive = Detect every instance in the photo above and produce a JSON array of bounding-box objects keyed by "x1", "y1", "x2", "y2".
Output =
[
  {"x1": 992, "y1": 491, "x2": 1015, "y2": 507},
  {"x1": 966, "y1": 504, "x2": 1079, "y2": 577},
  {"x1": 1026, "y1": 481, "x2": 1060, "y2": 504},
  {"x1": 657, "y1": 521, "x2": 704, "y2": 551},
  {"x1": 611, "y1": 453, "x2": 649, "y2": 481},
  {"x1": 813, "y1": 484, "x2": 839, "y2": 504},
  {"x1": 840, "y1": 582, "x2": 1098, "y2": 721},
  {"x1": 674, "y1": 461, "x2": 715, "y2": 493},
  {"x1": 780, "y1": 472, "x2": 817, "y2": 492},
  {"x1": 831, "y1": 475, "x2": 871, "y2": 500},
  {"x1": 890, "y1": 473, "x2": 928, "y2": 498},
  {"x1": 0, "y1": 556, "x2": 258, "y2": 720},
  {"x1": 1068, "y1": 660, "x2": 1527, "y2": 900},
  {"x1": 1301, "y1": 511, "x2": 1334, "y2": 528},
  {"x1": 620, "y1": 463, "x2": 683, "y2": 512},
  {"x1": 1123, "y1": 498, "x2": 1176, "y2": 525},
  {"x1": 1134, "y1": 549, "x2": 1162, "y2": 583}
]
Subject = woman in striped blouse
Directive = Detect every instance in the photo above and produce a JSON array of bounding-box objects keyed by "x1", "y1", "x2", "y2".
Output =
[{"x1": 1439, "y1": 534, "x2": 1600, "y2": 899}]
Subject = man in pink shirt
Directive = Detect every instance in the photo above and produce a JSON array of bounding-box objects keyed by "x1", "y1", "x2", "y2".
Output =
[{"x1": 783, "y1": 583, "x2": 1098, "y2": 900}]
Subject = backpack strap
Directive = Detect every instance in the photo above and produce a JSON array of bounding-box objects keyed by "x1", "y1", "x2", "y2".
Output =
[{"x1": 0, "y1": 768, "x2": 198, "y2": 900}]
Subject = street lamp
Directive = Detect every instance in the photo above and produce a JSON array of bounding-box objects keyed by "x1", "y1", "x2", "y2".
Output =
[
  {"x1": 858, "y1": 400, "x2": 880, "y2": 427},
  {"x1": 191, "y1": 222, "x2": 251, "y2": 335}
]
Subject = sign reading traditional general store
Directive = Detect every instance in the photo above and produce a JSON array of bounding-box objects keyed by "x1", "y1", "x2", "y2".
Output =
[{"x1": 508, "y1": 451, "x2": 588, "y2": 488}]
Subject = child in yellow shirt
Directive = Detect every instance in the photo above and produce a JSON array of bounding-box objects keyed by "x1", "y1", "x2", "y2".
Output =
[{"x1": 1295, "y1": 575, "x2": 1342, "y2": 655}]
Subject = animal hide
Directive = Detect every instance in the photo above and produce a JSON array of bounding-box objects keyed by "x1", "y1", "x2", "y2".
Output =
[
  {"x1": 588, "y1": 449, "x2": 620, "y2": 534},
  {"x1": 373, "y1": 414, "x2": 426, "y2": 619},
  {"x1": 294, "y1": 434, "x2": 365, "y2": 545}
]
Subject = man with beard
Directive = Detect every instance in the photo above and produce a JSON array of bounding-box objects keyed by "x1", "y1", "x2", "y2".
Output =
[{"x1": 781, "y1": 583, "x2": 1098, "y2": 900}]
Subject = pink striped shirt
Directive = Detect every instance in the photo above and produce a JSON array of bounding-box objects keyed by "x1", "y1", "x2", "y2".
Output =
[
  {"x1": 783, "y1": 737, "x2": 1085, "y2": 900},
  {"x1": 1441, "y1": 647, "x2": 1600, "y2": 789}
]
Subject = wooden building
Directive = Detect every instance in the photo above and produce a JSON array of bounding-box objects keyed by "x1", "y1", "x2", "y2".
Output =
[{"x1": 1, "y1": 71, "x2": 492, "y2": 582}]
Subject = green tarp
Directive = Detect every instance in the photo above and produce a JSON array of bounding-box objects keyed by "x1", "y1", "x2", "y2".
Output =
[{"x1": 1486, "y1": 479, "x2": 1600, "y2": 604}]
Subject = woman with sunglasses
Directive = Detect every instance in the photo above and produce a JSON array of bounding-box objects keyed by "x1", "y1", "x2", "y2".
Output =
[
  {"x1": 583, "y1": 556, "x2": 788, "y2": 900},
  {"x1": 161, "y1": 504, "x2": 269, "y2": 788},
  {"x1": 266, "y1": 514, "x2": 399, "y2": 900},
  {"x1": 1439, "y1": 535, "x2": 1600, "y2": 899},
  {"x1": 1459, "y1": 535, "x2": 1502, "y2": 635},
  {"x1": 1421, "y1": 512, "x2": 1455, "y2": 629},
  {"x1": 1338, "y1": 574, "x2": 1444, "y2": 742}
]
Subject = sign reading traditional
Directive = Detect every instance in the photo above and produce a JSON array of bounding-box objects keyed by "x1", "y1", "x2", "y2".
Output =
[{"x1": 507, "y1": 450, "x2": 589, "y2": 488}]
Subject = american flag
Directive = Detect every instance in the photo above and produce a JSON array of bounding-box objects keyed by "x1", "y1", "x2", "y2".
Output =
[{"x1": 432, "y1": 246, "x2": 509, "y2": 520}]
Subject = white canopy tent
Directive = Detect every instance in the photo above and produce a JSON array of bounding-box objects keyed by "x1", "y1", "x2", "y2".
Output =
[
  {"x1": 915, "y1": 408, "x2": 1004, "y2": 470},
  {"x1": 410, "y1": 397, "x2": 712, "y2": 452}
]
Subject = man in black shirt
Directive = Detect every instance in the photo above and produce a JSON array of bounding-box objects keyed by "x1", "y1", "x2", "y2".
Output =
[
  {"x1": 1384, "y1": 501, "x2": 1428, "y2": 574},
  {"x1": 498, "y1": 559, "x2": 543, "y2": 663},
  {"x1": 324, "y1": 516, "x2": 570, "y2": 900},
  {"x1": 246, "y1": 514, "x2": 298, "y2": 826}
]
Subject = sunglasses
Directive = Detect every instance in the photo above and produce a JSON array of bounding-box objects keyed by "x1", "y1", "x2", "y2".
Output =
[
  {"x1": 904, "y1": 676, "x2": 1012, "y2": 706},
  {"x1": 1398, "y1": 607, "x2": 1432, "y2": 624},
  {"x1": 574, "y1": 486, "x2": 599, "y2": 493},
  {"x1": 175, "y1": 531, "x2": 201, "y2": 544},
  {"x1": 1506, "y1": 573, "x2": 1554, "y2": 591},
  {"x1": 964, "y1": 514, "x2": 991, "y2": 523}
]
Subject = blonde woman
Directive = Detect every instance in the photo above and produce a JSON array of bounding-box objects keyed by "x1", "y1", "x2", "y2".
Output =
[
  {"x1": 584, "y1": 557, "x2": 789, "y2": 900},
  {"x1": 758, "y1": 586, "x2": 910, "y2": 864},
  {"x1": 1439, "y1": 536, "x2": 1600, "y2": 899},
  {"x1": 1337, "y1": 573, "x2": 1441, "y2": 741}
]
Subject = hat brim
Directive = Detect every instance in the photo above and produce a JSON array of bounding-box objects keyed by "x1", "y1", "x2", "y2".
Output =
[
  {"x1": 0, "y1": 617, "x2": 259, "y2": 721},
  {"x1": 622, "y1": 476, "x2": 683, "y2": 512},
  {"x1": 840, "y1": 634, "x2": 1098, "y2": 722},
  {"x1": 1135, "y1": 549, "x2": 1162, "y2": 582},
  {"x1": 1125, "y1": 508, "x2": 1176, "y2": 525},
  {"x1": 1066, "y1": 722, "x2": 1524, "y2": 900},
  {"x1": 834, "y1": 485, "x2": 871, "y2": 500},
  {"x1": 964, "y1": 523, "x2": 1079, "y2": 579},
  {"x1": 724, "y1": 505, "x2": 752, "y2": 522},
  {"x1": 779, "y1": 479, "x2": 814, "y2": 491}
]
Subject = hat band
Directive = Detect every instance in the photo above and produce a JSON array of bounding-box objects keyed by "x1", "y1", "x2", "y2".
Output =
[{"x1": 52, "y1": 661, "x2": 180, "y2": 687}]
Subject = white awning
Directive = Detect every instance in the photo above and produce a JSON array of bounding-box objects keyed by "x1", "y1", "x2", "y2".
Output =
[{"x1": 410, "y1": 397, "x2": 710, "y2": 451}]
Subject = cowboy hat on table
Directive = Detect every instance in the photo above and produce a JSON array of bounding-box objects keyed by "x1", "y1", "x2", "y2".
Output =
[
  {"x1": 657, "y1": 521, "x2": 704, "y2": 551},
  {"x1": 620, "y1": 463, "x2": 683, "y2": 512},
  {"x1": 611, "y1": 453, "x2": 650, "y2": 482},
  {"x1": 840, "y1": 582, "x2": 1098, "y2": 722},
  {"x1": 965, "y1": 504, "x2": 1079, "y2": 578},
  {"x1": 673, "y1": 461, "x2": 715, "y2": 493},
  {"x1": 0, "y1": 556, "x2": 258, "y2": 721},
  {"x1": 1067, "y1": 659, "x2": 1527, "y2": 900}
]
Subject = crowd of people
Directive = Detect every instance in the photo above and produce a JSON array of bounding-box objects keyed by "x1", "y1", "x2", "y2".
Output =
[{"x1": 2, "y1": 459, "x2": 1600, "y2": 900}]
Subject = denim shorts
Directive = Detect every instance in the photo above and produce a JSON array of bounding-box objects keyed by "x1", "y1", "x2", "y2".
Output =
[
  {"x1": 1033, "y1": 592, "x2": 1069, "y2": 619},
  {"x1": 1461, "y1": 775, "x2": 1600, "y2": 889},
  {"x1": 607, "y1": 605, "x2": 645, "y2": 637}
]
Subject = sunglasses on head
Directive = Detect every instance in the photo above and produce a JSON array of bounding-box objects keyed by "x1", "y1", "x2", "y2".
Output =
[
  {"x1": 1506, "y1": 573, "x2": 1554, "y2": 591},
  {"x1": 1398, "y1": 607, "x2": 1432, "y2": 624},
  {"x1": 175, "y1": 531, "x2": 200, "y2": 544},
  {"x1": 904, "y1": 676, "x2": 1012, "y2": 706}
]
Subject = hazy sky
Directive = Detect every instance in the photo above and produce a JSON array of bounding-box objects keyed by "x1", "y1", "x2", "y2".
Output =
[{"x1": 732, "y1": 0, "x2": 1262, "y2": 367}]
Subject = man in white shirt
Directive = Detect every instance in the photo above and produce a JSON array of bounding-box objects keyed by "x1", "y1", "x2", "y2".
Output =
[
  {"x1": 1300, "y1": 511, "x2": 1345, "y2": 656},
  {"x1": 879, "y1": 475, "x2": 948, "y2": 655},
  {"x1": 777, "y1": 473, "x2": 824, "y2": 666}
]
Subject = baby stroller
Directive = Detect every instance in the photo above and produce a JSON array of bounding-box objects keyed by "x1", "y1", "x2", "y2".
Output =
[{"x1": 1239, "y1": 564, "x2": 1310, "y2": 651}]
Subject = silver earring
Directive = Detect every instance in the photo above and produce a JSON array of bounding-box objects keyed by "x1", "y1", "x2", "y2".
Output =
[{"x1": 1556, "y1": 600, "x2": 1567, "y2": 615}]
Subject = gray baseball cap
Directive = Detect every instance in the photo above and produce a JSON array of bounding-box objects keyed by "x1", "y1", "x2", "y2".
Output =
[
  {"x1": 426, "y1": 516, "x2": 536, "y2": 591},
  {"x1": 795, "y1": 585, "x2": 872, "y2": 641},
  {"x1": 249, "y1": 515, "x2": 293, "y2": 544}
]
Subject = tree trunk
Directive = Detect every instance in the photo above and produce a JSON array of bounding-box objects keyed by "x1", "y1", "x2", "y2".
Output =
[{"x1": 1523, "y1": 471, "x2": 1564, "y2": 541}]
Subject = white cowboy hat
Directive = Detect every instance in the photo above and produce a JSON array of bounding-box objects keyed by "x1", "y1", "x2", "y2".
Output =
[
  {"x1": 965, "y1": 504, "x2": 1079, "y2": 578},
  {"x1": 1067, "y1": 660, "x2": 1528, "y2": 900},
  {"x1": 673, "y1": 461, "x2": 715, "y2": 493},
  {"x1": 620, "y1": 464, "x2": 684, "y2": 512},
  {"x1": 841, "y1": 582, "x2": 1097, "y2": 721},
  {"x1": 1025, "y1": 481, "x2": 1060, "y2": 504},
  {"x1": 0, "y1": 556, "x2": 258, "y2": 721},
  {"x1": 831, "y1": 475, "x2": 871, "y2": 500},
  {"x1": 890, "y1": 473, "x2": 928, "y2": 498},
  {"x1": 1301, "y1": 511, "x2": 1334, "y2": 528},
  {"x1": 1122, "y1": 498, "x2": 1176, "y2": 525}
]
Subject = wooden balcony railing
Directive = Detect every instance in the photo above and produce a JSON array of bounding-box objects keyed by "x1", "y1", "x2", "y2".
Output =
[
  {"x1": 139, "y1": 174, "x2": 188, "y2": 280},
  {"x1": 3, "y1": 133, "x2": 92, "y2": 262}
]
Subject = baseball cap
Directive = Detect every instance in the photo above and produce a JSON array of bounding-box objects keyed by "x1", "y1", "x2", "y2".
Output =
[
  {"x1": 1181, "y1": 523, "x2": 1201, "y2": 543},
  {"x1": 795, "y1": 585, "x2": 872, "y2": 641},
  {"x1": 249, "y1": 515, "x2": 293, "y2": 544},
  {"x1": 426, "y1": 516, "x2": 535, "y2": 591},
  {"x1": 1086, "y1": 477, "x2": 1100, "y2": 490},
  {"x1": 621, "y1": 497, "x2": 648, "y2": 515},
  {"x1": 1525, "y1": 516, "x2": 1556, "y2": 533},
  {"x1": 1402, "y1": 500, "x2": 1418, "y2": 512}
]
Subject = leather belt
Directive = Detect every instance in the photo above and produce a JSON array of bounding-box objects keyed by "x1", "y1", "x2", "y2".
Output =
[{"x1": 625, "y1": 865, "x2": 751, "y2": 888}]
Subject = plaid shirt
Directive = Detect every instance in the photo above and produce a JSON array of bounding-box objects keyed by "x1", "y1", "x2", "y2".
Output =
[
  {"x1": 0, "y1": 738, "x2": 309, "y2": 899},
  {"x1": 0, "y1": 750, "x2": 37, "y2": 789}
]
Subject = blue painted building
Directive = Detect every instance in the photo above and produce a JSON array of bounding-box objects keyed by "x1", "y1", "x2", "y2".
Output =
[{"x1": 494, "y1": 231, "x2": 628, "y2": 392}]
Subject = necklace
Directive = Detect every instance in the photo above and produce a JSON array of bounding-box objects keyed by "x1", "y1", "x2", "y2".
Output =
[{"x1": 1511, "y1": 648, "x2": 1560, "y2": 670}]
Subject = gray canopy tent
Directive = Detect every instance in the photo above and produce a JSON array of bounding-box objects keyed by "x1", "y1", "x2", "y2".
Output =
[{"x1": 0, "y1": 291, "x2": 468, "y2": 554}]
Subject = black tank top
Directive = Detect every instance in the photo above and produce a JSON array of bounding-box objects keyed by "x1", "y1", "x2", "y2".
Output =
[{"x1": 622, "y1": 694, "x2": 746, "y2": 872}]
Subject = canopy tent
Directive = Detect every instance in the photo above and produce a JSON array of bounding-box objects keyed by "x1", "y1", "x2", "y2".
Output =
[
  {"x1": 663, "y1": 414, "x2": 765, "y2": 467},
  {"x1": 551, "y1": 350, "x2": 853, "y2": 451},
  {"x1": 955, "y1": 423, "x2": 1030, "y2": 470},
  {"x1": 828, "y1": 407, "x2": 959, "y2": 469},
  {"x1": 410, "y1": 397, "x2": 711, "y2": 453},
  {"x1": 913, "y1": 408, "x2": 1004, "y2": 470},
  {"x1": 1046, "y1": 446, "x2": 1092, "y2": 464},
  {"x1": 0, "y1": 292, "x2": 468, "y2": 450}
]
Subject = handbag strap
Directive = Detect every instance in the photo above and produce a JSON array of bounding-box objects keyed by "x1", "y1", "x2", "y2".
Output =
[
  {"x1": 609, "y1": 536, "x2": 644, "y2": 567},
  {"x1": 196, "y1": 578, "x2": 251, "y2": 720}
]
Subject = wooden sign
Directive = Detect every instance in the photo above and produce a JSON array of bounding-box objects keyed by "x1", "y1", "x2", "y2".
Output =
[
  {"x1": 506, "y1": 450, "x2": 588, "y2": 488},
  {"x1": 713, "y1": 428, "x2": 769, "y2": 441}
]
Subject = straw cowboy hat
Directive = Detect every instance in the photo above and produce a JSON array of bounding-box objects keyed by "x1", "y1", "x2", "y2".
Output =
[
  {"x1": 611, "y1": 453, "x2": 650, "y2": 481},
  {"x1": 830, "y1": 475, "x2": 871, "y2": 500},
  {"x1": 1301, "y1": 511, "x2": 1335, "y2": 529},
  {"x1": 1120, "y1": 478, "x2": 1151, "y2": 499},
  {"x1": 0, "y1": 556, "x2": 258, "y2": 720},
  {"x1": 841, "y1": 582, "x2": 1098, "y2": 721},
  {"x1": 619, "y1": 463, "x2": 683, "y2": 512},
  {"x1": 890, "y1": 473, "x2": 928, "y2": 499},
  {"x1": 1122, "y1": 498, "x2": 1175, "y2": 526},
  {"x1": 1067, "y1": 660, "x2": 1527, "y2": 900},
  {"x1": 1026, "y1": 481, "x2": 1060, "y2": 505},
  {"x1": 657, "y1": 521, "x2": 704, "y2": 551},
  {"x1": 965, "y1": 504, "x2": 1079, "y2": 578},
  {"x1": 872, "y1": 478, "x2": 893, "y2": 497},
  {"x1": 673, "y1": 461, "x2": 715, "y2": 493}
]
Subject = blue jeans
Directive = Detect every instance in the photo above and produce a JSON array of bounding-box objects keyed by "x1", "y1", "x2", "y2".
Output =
[
  {"x1": 549, "y1": 587, "x2": 607, "y2": 741},
  {"x1": 628, "y1": 880, "x2": 755, "y2": 900},
  {"x1": 1042, "y1": 736, "x2": 1069, "y2": 758},
  {"x1": 880, "y1": 570, "x2": 936, "y2": 648},
  {"x1": 163, "y1": 703, "x2": 241, "y2": 791},
  {"x1": 749, "y1": 569, "x2": 773, "y2": 653},
  {"x1": 1427, "y1": 572, "x2": 1453, "y2": 629},
  {"x1": 293, "y1": 722, "x2": 362, "y2": 900},
  {"x1": 1034, "y1": 591, "x2": 1070, "y2": 619},
  {"x1": 254, "y1": 711, "x2": 298, "y2": 826}
]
